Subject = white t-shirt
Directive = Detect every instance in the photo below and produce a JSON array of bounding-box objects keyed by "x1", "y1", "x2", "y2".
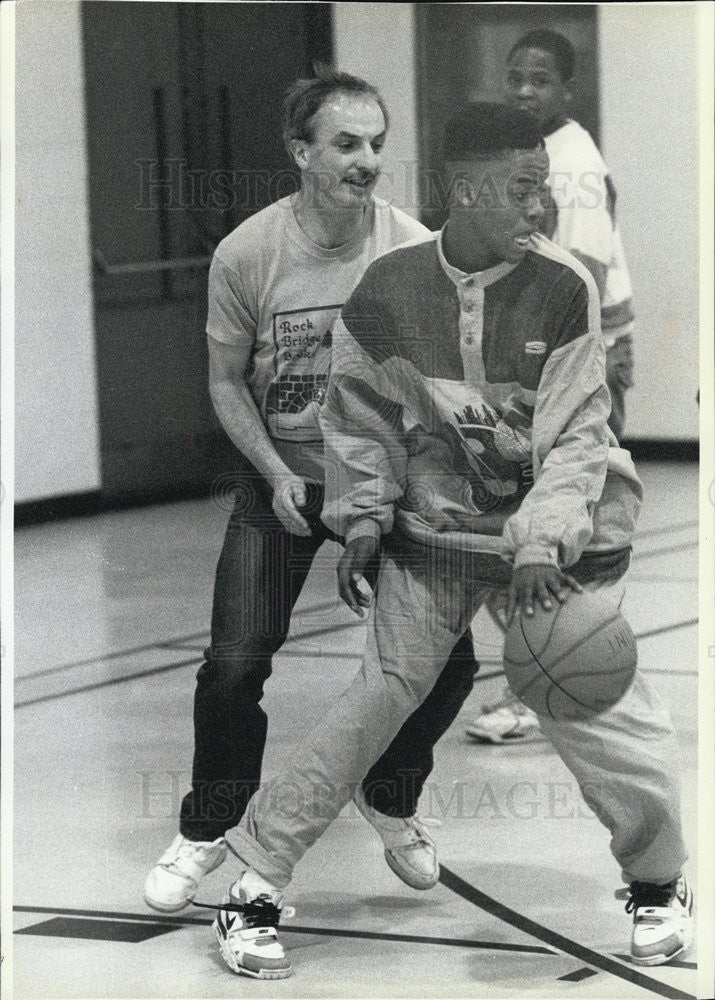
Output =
[
  {"x1": 207, "y1": 195, "x2": 428, "y2": 480},
  {"x1": 545, "y1": 120, "x2": 634, "y2": 340}
]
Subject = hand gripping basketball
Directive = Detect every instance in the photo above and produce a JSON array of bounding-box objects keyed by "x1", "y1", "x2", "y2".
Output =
[{"x1": 503, "y1": 588, "x2": 637, "y2": 721}]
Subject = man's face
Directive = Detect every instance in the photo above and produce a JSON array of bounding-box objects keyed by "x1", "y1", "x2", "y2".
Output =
[
  {"x1": 504, "y1": 47, "x2": 570, "y2": 130},
  {"x1": 293, "y1": 92, "x2": 386, "y2": 209},
  {"x1": 452, "y1": 146, "x2": 550, "y2": 266}
]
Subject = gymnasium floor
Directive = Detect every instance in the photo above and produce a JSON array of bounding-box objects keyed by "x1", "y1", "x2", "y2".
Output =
[{"x1": 11, "y1": 461, "x2": 706, "y2": 999}]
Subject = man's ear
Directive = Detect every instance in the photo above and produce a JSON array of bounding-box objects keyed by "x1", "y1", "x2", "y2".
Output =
[
  {"x1": 563, "y1": 83, "x2": 574, "y2": 108},
  {"x1": 289, "y1": 138, "x2": 309, "y2": 169},
  {"x1": 453, "y1": 174, "x2": 476, "y2": 208}
]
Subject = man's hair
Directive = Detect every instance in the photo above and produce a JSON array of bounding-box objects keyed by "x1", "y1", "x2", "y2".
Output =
[
  {"x1": 443, "y1": 103, "x2": 543, "y2": 161},
  {"x1": 282, "y1": 63, "x2": 389, "y2": 153},
  {"x1": 507, "y1": 29, "x2": 576, "y2": 82}
]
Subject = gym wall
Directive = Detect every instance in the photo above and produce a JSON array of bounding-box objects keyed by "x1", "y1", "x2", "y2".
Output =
[{"x1": 13, "y1": 3, "x2": 702, "y2": 511}]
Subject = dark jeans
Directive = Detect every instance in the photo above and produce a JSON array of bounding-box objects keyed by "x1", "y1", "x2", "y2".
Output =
[{"x1": 180, "y1": 471, "x2": 477, "y2": 840}]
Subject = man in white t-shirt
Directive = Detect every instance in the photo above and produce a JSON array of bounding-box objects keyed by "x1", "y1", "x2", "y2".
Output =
[
  {"x1": 145, "y1": 65, "x2": 479, "y2": 915},
  {"x1": 466, "y1": 30, "x2": 637, "y2": 746},
  {"x1": 504, "y1": 29, "x2": 635, "y2": 440}
]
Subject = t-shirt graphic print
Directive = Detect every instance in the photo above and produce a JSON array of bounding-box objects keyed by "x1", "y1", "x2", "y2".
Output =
[{"x1": 265, "y1": 305, "x2": 339, "y2": 441}]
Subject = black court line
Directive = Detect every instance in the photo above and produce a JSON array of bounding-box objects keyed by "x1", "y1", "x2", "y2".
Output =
[
  {"x1": 558, "y1": 967, "x2": 600, "y2": 982},
  {"x1": 14, "y1": 656, "x2": 203, "y2": 709},
  {"x1": 637, "y1": 619, "x2": 698, "y2": 642},
  {"x1": 439, "y1": 866, "x2": 695, "y2": 1000},
  {"x1": 15, "y1": 916, "x2": 180, "y2": 943},
  {"x1": 633, "y1": 520, "x2": 698, "y2": 541},
  {"x1": 17, "y1": 630, "x2": 209, "y2": 681},
  {"x1": 12, "y1": 905, "x2": 554, "y2": 955},
  {"x1": 633, "y1": 542, "x2": 698, "y2": 562},
  {"x1": 15, "y1": 615, "x2": 699, "y2": 710}
]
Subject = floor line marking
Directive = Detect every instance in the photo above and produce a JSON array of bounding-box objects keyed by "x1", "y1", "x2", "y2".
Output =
[
  {"x1": 14, "y1": 657, "x2": 203, "y2": 709},
  {"x1": 12, "y1": 905, "x2": 554, "y2": 955},
  {"x1": 16, "y1": 521, "x2": 698, "y2": 683},
  {"x1": 16, "y1": 631, "x2": 210, "y2": 681},
  {"x1": 15, "y1": 616, "x2": 699, "y2": 710},
  {"x1": 439, "y1": 866, "x2": 695, "y2": 1000},
  {"x1": 632, "y1": 542, "x2": 697, "y2": 562},
  {"x1": 636, "y1": 619, "x2": 698, "y2": 642},
  {"x1": 633, "y1": 521, "x2": 698, "y2": 541}
]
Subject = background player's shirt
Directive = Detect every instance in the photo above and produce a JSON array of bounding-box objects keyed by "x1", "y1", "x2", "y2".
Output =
[
  {"x1": 545, "y1": 120, "x2": 634, "y2": 342},
  {"x1": 320, "y1": 231, "x2": 642, "y2": 572},
  {"x1": 207, "y1": 196, "x2": 428, "y2": 481}
]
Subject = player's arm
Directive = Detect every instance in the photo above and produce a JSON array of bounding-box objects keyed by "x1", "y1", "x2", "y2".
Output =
[
  {"x1": 319, "y1": 312, "x2": 408, "y2": 616},
  {"x1": 207, "y1": 254, "x2": 311, "y2": 536},
  {"x1": 502, "y1": 276, "x2": 609, "y2": 617}
]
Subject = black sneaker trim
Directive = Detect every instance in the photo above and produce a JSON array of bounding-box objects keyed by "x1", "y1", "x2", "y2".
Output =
[
  {"x1": 194, "y1": 897, "x2": 283, "y2": 929},
  {"x1": 625, "y1": 879, "x2": 678, "y2": 915}
]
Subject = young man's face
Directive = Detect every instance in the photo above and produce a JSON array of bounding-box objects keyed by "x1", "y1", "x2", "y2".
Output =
[
  {"x1": 292, "y1": 92, "x2": 386, "y2": 210},
  {"x1": 451, "y1": 146, "x2": 550, "y2": 266},
  {"x1": 504, "y1": 47, "x2": 570, "y2": 131}
]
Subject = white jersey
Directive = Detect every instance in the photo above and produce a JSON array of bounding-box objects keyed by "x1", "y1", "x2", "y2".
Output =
[{"x1": 545, "y1": 120, "x2": 634, "y2": 341}]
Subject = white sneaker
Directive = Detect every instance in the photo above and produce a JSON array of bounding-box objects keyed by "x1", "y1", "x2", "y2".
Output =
[
  {"x1": 465, "y1": 685, "x2": 542, "y2": 744},
  {"x1": 213, "y1": 869, "x2": 292, "y2": 980},
  {"x1": 354, "y1": 785, "x2": 439, "y2": 890},
  {"x1": 628, "y1": 875, "x2": 694, "y2": 966},
  {"x1": 144, "y1": 834, "x2": 227, "y2": 912}
]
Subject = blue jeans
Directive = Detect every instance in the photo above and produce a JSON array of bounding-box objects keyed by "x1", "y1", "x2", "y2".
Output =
[{"x1": 180, "y1": 468, "x2": 477, "y2": 840}]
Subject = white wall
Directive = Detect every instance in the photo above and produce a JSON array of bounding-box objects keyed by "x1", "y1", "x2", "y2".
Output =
[
  {"x1": 15, "y1": 0, "x2": 101, "y2": 502},
  {"x1": 599, "y1": 5, "x2": 700, "y2": 440},
  {"x1": 332, "y1": 2, "x2": 420, "y2": 220}
]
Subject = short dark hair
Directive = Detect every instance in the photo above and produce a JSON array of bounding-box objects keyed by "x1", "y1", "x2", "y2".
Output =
[
  {"x1": 507, "y1": 29, "x2": 576, "y2": 82},
  {"x1": 443, "y1": 103, "x2": 543, "y2": 161},
  {"x1": 282, "y1": 63, "x2": 389, "y2": 153}
]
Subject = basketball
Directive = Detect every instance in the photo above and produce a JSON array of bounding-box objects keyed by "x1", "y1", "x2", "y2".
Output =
[{"x1": 503, "y1": 589, "x2": 637, "y2": 721}]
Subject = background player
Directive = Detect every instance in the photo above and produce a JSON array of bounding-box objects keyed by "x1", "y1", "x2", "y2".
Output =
[
  {"x1": 144, "y1": 66, "x2": 479, "y2": 913},
  {"x1": 207, "y1": 104, "x2": 692, "y2": 981},
  {"x1": 467, "y1": 29, "x2": 637, "y2": 744}
]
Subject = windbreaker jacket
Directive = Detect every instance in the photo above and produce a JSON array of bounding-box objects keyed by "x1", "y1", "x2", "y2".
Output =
[{"x1": 319, "y1": 230, "x2": 642, "y2": 575}]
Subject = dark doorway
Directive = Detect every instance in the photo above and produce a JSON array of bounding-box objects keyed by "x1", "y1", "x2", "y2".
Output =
[
  {"x1": 415, "y1": 4, "x2": 599, "y2": 230},
  {"x1": 82, "y1": 1, "x2": 331, "y2": 502}
]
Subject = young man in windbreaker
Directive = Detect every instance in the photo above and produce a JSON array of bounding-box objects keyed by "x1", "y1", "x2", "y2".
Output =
[{"x1": 209, "y1": 104, "x2": 692, "y2": 980}]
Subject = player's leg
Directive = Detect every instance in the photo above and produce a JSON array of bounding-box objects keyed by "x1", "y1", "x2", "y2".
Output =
[
  {"x1": 536, "y1": 576, "x2": 692, "y2": 965},
  {"x1": 464, "y1": 595, "x2": 542, "y2": 744},
  {"x1": 145, "y1": 471, "x2": 321, "y2": 911},
  {"x1": 361, "y1": 626, "x2": 476, "y2": 818},
  {"x1": 227, "y1": 543, "x2": 481, "y2": 890},
  {"x1": 211, "y1": 547, "x2": 484, "y2": 978}
]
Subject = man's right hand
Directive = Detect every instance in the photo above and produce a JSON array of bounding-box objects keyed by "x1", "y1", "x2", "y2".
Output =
[
  {"x1": 271, "y1": 476, "x2": 312, "y2": 536},
  {"x1": 337, "y1": 536, "x2": 379, "y2": 616}
]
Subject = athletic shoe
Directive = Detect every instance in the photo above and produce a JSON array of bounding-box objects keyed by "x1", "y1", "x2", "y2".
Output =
[
  {"x1": 354, "y1": 784, "x2": 439, "y2": 890},
  {"x1": 627, "y1": 875, "x2": 694, "y2": 966},
  {"x1": 144, "y1": 834, "x2": 227, "y2": 912},
  {"x1": 213, "y1": 869, "x2": 292, "y2": 980},
  {"x1": 464, "y1": 685, "x2": 542, "y2": 744}
]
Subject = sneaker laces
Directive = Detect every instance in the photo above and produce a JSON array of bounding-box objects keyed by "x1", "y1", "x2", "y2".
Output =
[
  {"x1": 625, "y1": 879, "x2": 677, "y2": 914},
  {"x1": 161, "y1": 841, "x2": 208, "y2": 874},
  {"x1": 194, "y1": 897, "x2": 295, "y2": 923}
]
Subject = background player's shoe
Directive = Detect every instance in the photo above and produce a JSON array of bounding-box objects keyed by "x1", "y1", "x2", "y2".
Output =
[
  {"x1": 144, "y1": 834, "x2": 227, "y2": 912},
  {"x1": 464, "y1": 685, "x2": 542, "y2": 744},
  {"x1": 354, "y1": 785, "x2": 439, "y2": 889},
  {"x1": 627, "y1": 875, "x2": 694, "y2": 965},
  {"x1": 213, "y1": 869, "x2": 292, "y2": 980}
]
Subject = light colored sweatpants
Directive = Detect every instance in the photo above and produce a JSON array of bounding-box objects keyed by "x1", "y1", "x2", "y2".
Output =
[{"x1": 228, "y1": 544, "x2": 687, "y2": 890}]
